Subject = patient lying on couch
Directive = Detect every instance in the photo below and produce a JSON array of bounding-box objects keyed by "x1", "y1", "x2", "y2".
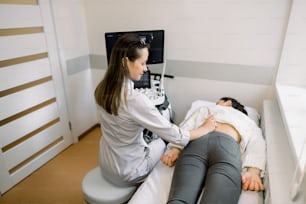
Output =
[
  {"x1": 128, "y1": 97, "x2": 266, "y2": 204},
  {"x1": 161, "y1": 97, "x2": 266, "y2": 204}
]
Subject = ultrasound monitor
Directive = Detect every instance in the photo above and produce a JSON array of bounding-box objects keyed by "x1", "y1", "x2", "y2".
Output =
[
  {"x1": 105, "y1": 30, "x2": 165, "y2": 89},
  {"x1": 105, "y1": 30, "x2": 164, "y2": 65}
]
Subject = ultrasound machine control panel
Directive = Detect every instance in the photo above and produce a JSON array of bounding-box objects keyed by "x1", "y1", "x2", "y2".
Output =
[{"x1": 133, "y1": 71, "x2": 165, "y2": 106}]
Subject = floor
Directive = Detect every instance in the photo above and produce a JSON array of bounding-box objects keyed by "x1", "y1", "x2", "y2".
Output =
[{"x1": 0, "y1": 126, "x2": 101, "y2": 204}]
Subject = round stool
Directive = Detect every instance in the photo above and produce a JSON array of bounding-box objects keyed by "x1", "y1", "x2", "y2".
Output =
[{"x1": 82, "y1": 167, "x2": 137, "y2": 204}]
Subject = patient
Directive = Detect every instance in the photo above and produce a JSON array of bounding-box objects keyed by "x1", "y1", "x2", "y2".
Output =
[{"x1": 161, "y1": 97, "x2": 266, "y2": 204}]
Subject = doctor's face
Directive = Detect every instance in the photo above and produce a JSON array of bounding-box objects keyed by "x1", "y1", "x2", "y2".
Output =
[{"x1": 127, "y1": 48, "x2": 149, "y2": 81}]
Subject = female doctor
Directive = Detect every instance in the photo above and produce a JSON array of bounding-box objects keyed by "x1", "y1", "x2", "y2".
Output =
[{"x1": 94, "y1": 33, "x2": 214, "y2": 186}]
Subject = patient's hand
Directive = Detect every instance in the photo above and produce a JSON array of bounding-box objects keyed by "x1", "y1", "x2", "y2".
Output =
[
  {"x1": 242, "y1": 167, "x2": 264, "y2": 191},
  {"x1": 160, "y1": 147, "x2": 181, "y2": 167}
]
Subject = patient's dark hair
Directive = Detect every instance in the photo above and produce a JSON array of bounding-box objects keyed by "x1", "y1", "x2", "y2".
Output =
[{"x1": 220, "y1": 97, "x2": 248, "y2": 116}]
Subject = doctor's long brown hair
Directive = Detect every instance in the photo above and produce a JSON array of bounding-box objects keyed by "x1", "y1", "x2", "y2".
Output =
[{"x1": 94, "y1": 33, "x2": 149, "y2": 115}]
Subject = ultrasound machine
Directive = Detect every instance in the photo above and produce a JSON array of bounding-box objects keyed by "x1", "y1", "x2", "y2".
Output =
[{"x1": 105, "y1": 30, "x2": 173, "y2": 143}]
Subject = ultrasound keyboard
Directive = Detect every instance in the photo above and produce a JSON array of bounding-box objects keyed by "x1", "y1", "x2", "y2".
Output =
[
  {"x1": 133, "y1": 71, "x2": 165, "y2": 106},
  {"x1": 135, "y1": 79, "x2": 165, "y2": 106}
]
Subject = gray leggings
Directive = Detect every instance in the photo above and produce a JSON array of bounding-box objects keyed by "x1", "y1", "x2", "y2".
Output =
[{"x1": 167, "y1": 132, "x2": 242, "y2": 204}]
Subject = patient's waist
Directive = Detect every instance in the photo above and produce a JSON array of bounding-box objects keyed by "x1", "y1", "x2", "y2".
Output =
[{"x1": 215, "y1": 122, "x2": 241, "y2": 142}]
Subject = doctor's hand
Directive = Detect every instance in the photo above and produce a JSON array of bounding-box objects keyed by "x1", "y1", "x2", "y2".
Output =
[
  {"x1": 242, "y1": 167, "x2": 264, "y2": 191},
  {"x1": 201, "y1": 114, "x2": 217, "y2": 133},
  {"x1": 160, "y1": 147, "x2": 181, "y2": 167},
  {"x1": 189, "y1": 114, "x2": 217, "y2": 141}
]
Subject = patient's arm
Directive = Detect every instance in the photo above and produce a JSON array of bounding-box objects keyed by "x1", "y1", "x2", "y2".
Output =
[
  {"x1": 160, "y1": 147, "x2": 181, "y2": 167},
  {"x1": 242, "y1": 167, "x2": 264, "y2": 191}
]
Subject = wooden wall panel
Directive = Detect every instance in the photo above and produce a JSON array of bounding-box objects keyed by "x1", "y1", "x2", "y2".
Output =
[
  {"x1": 0, "y1": 34, "x2": 47, "y2": 61},
  {"x1": 0, "y1": 4, "x2": 41, "y2": 29},
  {"x1": 0, "y1": 0, "x2": 38, "y2": 5},
  {"x1": 0, "y1": 81, "x2": 55, "y2": 120},
  {"x1": 0, "y1": 0, "x2": 71, "y2": 194},
  {"x1": 0, "y1": 103, "x2": 59, "y2": 148},
  {"x1": 0, "y1": 59, "x2": 51, "y2": 91},
  {"x1": 11, "y1": 136, "x2": 65, "y2": 184},
  {"x1": 4, "y1": 123, "x2": 61, "y2": 170}
]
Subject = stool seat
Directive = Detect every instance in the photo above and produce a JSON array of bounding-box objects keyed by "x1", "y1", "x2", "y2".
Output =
[{"x1": 82, "y1": 167, "x2": 137, "y2": 204}]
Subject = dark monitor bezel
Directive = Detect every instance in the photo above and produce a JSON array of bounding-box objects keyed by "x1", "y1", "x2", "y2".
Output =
[{"x1": 104, "y1": 30, "x2": 165, "y2": 65}]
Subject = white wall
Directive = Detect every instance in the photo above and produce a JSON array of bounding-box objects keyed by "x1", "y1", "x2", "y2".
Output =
[
  {"x1": 274, "y1": 0, "x2": 306, "y2": 201},
  {"x1": 84, "y1": 0, "x2": 290, "y2": 67},
  {"x1": 50, "y1": 0, "x2": 98, "y2": 141},
  {"x1": 164, "y1": 77, "x2": 273, "y2": 123},
  {"x1": 277, "y1": 0, "x2": 306, "y2": 86},
  {"x1": 83, "y1": 0, "x2": 291, "y2": 123},
  {"x1": 47, "y1": 0, "x2": 294, "y2": 130},
  {"x1": 48, "y1": 0, "x2": 293, "y2": 129}
]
